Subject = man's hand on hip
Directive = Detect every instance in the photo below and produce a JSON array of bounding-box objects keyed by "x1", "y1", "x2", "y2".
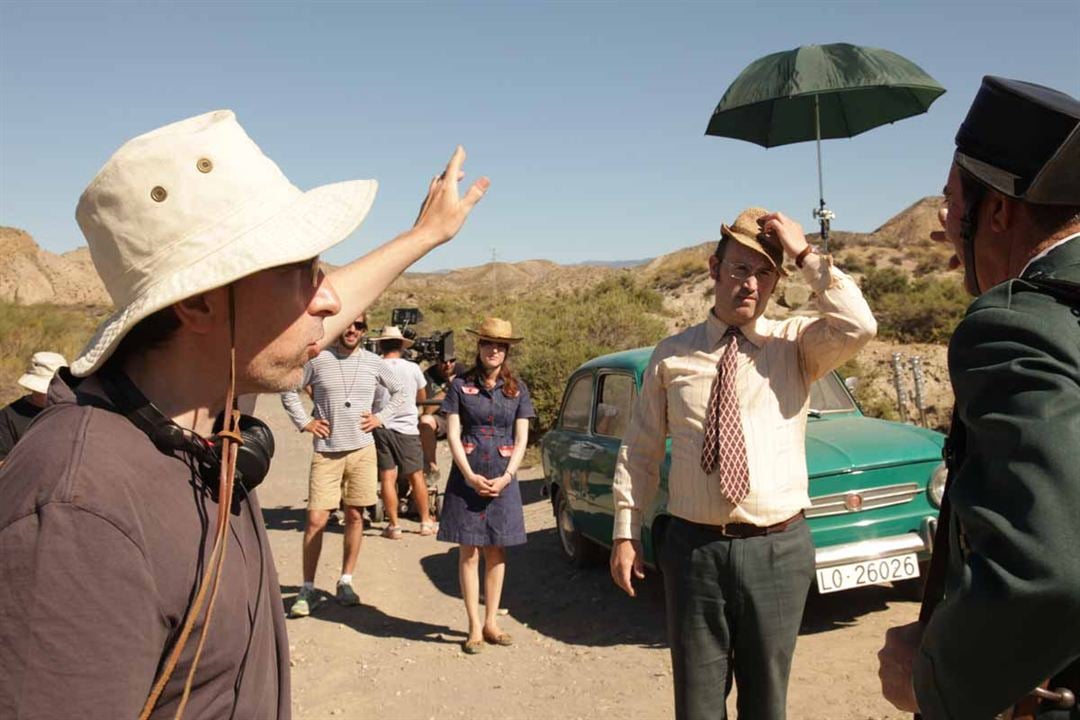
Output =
[
  {"x1": 877, "y1": 621, "x2": 922, "y2": 712},
  {"x1": 758, "y1": 211, "x2": 810, "y2": 259},
  {"x1": 360, "y1": 412, "x2": 383, "y2": 433},
  {"x1": 303, "y1": 419, "x2": 331, "y2": 438},
  {"x1": 610, "y1": 538, "x2": 645, "y2": 597}
]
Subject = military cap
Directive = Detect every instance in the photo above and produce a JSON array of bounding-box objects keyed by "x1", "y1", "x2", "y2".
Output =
[{"x1": 954, "y1": 76, "x2": 1079, "y2": 205}]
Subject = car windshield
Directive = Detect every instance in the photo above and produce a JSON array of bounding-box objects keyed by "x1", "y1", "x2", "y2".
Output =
[{"x1": 809, "y1": 372, "x2": 858, "y2": 414}]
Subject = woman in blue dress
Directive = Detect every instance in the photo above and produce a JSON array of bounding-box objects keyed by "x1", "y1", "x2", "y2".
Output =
[{"x1": 437, "y1": 317, "x2": 534, "y2": 654}]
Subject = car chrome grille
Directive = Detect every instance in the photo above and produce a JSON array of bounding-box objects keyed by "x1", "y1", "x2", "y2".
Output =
[{"x1": 806, "y1": 482, "x2": 921, "y2": 518}]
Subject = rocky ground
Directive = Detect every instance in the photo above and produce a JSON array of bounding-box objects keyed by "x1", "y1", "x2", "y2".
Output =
[{"x1": 257, "y1": 396, "x2": 920, "y2": 720}]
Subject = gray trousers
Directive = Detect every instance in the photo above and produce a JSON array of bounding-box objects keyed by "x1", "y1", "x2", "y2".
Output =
[{"x1": 659, "y1": 515, "x2": 815, "y2": 720}]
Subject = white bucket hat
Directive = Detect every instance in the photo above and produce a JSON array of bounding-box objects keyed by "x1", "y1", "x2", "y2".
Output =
[
  {"x1": 18, "y1": 351, "x2": 68, "y2": 394},
  {"x1": 372, "y1": 325, "x2": 415, "y2": 349},
  {"x1": 70, "y1": 109, "x2": 378, "y2": 376}
]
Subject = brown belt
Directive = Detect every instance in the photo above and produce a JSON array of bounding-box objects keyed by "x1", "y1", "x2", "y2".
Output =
[{"x1": 689, "y1": 511, "x2": 805, "y2": 539}]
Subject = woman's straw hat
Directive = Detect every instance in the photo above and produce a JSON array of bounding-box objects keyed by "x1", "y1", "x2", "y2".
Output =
[
  {"x1": 465, "y1": 317, "x2": 523, "y2": 344},
  {"x1": 70, "y1": 109, "x2": 378, "y2": 376}
]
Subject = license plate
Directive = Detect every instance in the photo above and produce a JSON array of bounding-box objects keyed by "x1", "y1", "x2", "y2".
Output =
[{"x1": 816, "y1": 553, "x2": 919, "y2": 594}]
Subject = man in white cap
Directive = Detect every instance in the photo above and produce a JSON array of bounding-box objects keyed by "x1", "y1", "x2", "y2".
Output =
[
  {"x1": 0, "y1": 351, "x2": 67, "y2": 466},
  {"x1": 0, "y1": 110, "x2": 487, "y2": 719},
  {"x1": 371, "y1": 324, "x2": 435, "y2": 539}
]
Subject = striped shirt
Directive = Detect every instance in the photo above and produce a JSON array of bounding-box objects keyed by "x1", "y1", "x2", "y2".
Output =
[{"x1": 280, "y1": 346, "x2": 405, "y2": 453}]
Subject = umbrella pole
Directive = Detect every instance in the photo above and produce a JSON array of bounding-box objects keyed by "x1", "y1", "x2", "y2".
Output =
[{"x1": 813, "y1": 95, "x2": 832, "y2": 251}]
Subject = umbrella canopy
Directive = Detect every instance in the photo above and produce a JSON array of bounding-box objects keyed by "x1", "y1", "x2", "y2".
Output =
[
  {"x1": 704, "y1": 43, "x2": 944, "y2": 246},
  {"x1": 706, "y1": 43, "x2": 945, "y2": 147}
]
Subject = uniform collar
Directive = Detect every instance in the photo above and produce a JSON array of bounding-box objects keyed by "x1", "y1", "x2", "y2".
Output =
[
  {"x1": 1020, "y1": 232, "x2": 1080, "y2": 278},
  {"x1": 706, "y1": 309, "x2": 766, "y2": 349}
]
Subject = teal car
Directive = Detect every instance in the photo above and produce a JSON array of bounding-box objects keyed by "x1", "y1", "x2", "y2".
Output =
[{"x1": 540, "y1": 347, "x2": 946, "y2": 595}]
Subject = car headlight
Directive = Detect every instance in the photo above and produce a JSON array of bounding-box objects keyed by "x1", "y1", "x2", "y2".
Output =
[{"x1": 927, "y1": 462, "x2": 947, "y2": 508}]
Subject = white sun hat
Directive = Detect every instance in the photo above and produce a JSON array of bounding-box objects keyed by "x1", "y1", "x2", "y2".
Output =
[
  {"x1": 18, "y1": 351, "x2": 68, "y2": 394},
  {"x1": 372, "y1": 325, "x2": 416, "y2": 349},
  {"x1": 70, "y1": 109, "x2": 378, "y2": 377}
]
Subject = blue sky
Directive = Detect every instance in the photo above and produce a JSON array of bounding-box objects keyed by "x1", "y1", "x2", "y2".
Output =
[{"x1": 1, "y1": 1, "x2": 1077, "y2": 272}]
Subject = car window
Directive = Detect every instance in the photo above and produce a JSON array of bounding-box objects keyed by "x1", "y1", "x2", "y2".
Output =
[
  {"x1": 593, "y1": 373, "x2": 636, "y2": 439},
  {"x1": 809, "y1": 371, "x2": 858, "y2": 413},
  {"x1": 559, "y1": 375, "x2": 593, "y2": 432}
]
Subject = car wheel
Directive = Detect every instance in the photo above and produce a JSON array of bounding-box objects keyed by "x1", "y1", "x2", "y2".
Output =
[{"x1": 554, "y1": 489, "x2": 602, "y2": 568}]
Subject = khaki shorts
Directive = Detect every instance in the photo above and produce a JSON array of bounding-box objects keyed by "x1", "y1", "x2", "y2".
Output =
[{"x1": 308, "y1": 445, "x2": 377, "y2": 510}]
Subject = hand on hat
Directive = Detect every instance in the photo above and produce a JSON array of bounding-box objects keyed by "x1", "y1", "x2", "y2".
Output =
[
  {"x1": 758, "y1": 211, "x2": 810, "y2": 259},
  {"x1": 413, "y1": 146, "x2": 490, "y2": 247}
]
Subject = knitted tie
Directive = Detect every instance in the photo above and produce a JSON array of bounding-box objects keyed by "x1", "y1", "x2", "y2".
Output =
[{"x1": 700, "y1": 326, "x2": 750, "y2": 505}]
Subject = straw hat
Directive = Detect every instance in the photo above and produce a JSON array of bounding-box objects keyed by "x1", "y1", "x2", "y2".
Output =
[
  {"x1": 719, "y1": 207, "x2": 788, "y2": 275},
  {"x1": 18, "y1": 351, "x2": 68, "y2": 394},
  {"x1": 372, "y1": 325, "x2": 415, "y2": 349},
  {"x1": 69, "y1": 109, "x2": 379, "y2": 377},
  {"x1": 466, "y1": 317, "x2": 523, "y2": 344}
]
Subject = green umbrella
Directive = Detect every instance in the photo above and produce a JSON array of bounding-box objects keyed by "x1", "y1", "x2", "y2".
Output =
[{"x1": 705, "y1": 43, "x2": 945, "y2": 245}]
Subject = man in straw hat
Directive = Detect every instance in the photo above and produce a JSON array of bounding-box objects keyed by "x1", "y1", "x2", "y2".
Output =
[
  {"x1": 0, "y1": 110, "x2": 487, "y2": 719},
  {"x1": 280, "y1": 312, "x2": 408, "y2": 617},
  {"x1": 610, "y1": 207, "x2": 876, "y2": 719},
  {"x1": 878, "y1": 77, "x2": 1080, "y2": 719},
  {"x1": 0, "y1": 351, "x2": 67, "y2": 467},
  {"x1": 370, "y1": 324, "x2": 435, "y2": 539}
]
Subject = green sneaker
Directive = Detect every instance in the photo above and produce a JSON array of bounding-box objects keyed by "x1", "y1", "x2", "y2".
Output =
[
  {"x1": 336, "y1": 580, "x2": 360, "y2": 607},
  {"x1": 290, "y1": 586, "x2": 316, "y2": 618}
]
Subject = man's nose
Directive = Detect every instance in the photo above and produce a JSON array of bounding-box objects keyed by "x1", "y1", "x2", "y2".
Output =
[{"x1": 309, "y1": 272, "x2": 342, "y2": 317}]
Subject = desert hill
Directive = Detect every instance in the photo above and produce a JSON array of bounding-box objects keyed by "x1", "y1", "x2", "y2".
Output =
[{"x1": 0, "y1": 227, "x2": 109, "y2": 305}]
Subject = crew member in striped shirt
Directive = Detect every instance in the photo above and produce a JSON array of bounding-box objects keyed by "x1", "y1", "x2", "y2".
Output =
[{"x1": 281, "y1": 313, "x2": 407, "y2": 616}]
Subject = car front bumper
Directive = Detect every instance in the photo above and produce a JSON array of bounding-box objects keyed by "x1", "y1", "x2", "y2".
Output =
[{"x1": 814, "y1": 516, "x2": 937, "y2": 569}]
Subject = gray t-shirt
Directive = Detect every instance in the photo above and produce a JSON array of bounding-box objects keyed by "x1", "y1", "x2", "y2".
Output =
[{"x1": 0, "y1": 372, "x2": 289, "y2": 719}]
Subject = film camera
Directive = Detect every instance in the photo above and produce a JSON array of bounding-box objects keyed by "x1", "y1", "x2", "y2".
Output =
[{"x1": 367, "y1": 307, "x2": 455, "y2": 364}]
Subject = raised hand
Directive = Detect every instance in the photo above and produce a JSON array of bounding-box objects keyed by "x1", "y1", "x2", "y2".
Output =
[
  {"x1": 758, "y1": 210, "x2": 810, "y2": 259},
  {"x1": 413, "y1": 146, "x2": 490, "y2": 248}
]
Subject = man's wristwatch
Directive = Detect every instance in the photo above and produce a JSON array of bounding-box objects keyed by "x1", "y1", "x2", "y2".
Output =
[{"x1": 794, "y1": 245, "x2": 817, "y2": 269}]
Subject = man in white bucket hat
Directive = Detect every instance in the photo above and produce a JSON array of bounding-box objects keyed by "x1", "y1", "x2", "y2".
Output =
[
  {"x1": 0, "y1": 351, "x2": 67, "y2": 466},
  {"x1": 0, "y1": 110, "x2": 487, "y2": 719}
]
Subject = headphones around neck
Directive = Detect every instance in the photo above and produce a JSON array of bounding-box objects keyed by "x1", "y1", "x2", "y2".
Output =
[{"x1": 98, "y1": 367, "x2": 275, "y2": 499}]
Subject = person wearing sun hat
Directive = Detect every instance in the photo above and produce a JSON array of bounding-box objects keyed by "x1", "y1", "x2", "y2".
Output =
[
  {"x1": 610, "y1": 206, "x2": 876, "y2": 718},
  {"x1": 0, "y1": 109, "x2": 488, "y2": 719},
  {"x1": 437, "y1": 317, "x2": 534, "y2": 654},
  {"x1": 879, "y1": 77, "x2": 1080, "y2": 719},
  {"x1": 369, "y1": 324, "x2": 436, "y2": 539},
  {"x1": 0, "y1": 351, "x2": 67, "y2": 466}
]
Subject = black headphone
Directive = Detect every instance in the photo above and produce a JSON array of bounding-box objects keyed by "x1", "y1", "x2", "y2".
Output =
[{"x1": 97, "y1": 367, "x2": 275, "y2": 498}]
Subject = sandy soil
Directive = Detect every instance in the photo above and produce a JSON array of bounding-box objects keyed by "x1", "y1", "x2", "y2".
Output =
[{"x1": 256, "y1": 395, "x2": 918, "y2": 720}]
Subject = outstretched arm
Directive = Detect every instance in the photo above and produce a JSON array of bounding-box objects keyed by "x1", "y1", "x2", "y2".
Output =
[{"x1": 320, "y1": 147, "x2": 489, "y2": 350}]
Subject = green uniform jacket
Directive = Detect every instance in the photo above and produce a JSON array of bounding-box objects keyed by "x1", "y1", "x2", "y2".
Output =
[{"x1": 914, "y1": 237, "x2": 1080, "y2": 719}]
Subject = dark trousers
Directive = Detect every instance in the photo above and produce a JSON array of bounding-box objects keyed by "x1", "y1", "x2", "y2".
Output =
[{"x1": 659, "y1": 515, "x2": 815, "y2": 720}]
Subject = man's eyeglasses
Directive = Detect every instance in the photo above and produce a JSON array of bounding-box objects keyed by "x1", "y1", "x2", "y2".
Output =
[
  {"x1": 351, "y1": 321, "x2": 367, "y2": 332},
  {"x1": 722, "y1": 261, "x2": 778, "y2": 283}
]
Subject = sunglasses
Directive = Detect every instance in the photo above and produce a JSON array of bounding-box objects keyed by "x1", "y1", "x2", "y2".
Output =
[{"x1": 351, "y1": 321, "x2": 367, "y2": 332}]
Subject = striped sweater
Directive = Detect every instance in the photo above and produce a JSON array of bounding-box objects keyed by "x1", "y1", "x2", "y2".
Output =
[{"x1": 280, "y1": 346, "x2": 405, "y2": 453}]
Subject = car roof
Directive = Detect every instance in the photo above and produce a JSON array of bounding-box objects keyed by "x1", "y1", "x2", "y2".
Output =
[{"x1": 577, "y1": 346, "x2": 655, "y2": 376}]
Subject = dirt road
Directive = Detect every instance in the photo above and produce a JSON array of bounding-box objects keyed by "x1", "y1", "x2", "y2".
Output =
[{"x1": 257, "y1": 396, "x2": 918, "y2": 720}]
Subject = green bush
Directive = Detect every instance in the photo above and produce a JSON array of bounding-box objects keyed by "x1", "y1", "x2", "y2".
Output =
[
  {"x1": 369, "y1": 274, "x2": 668, "y2": 433},
  {"x1": 861, "y1": 268, "x2": 968, "y2": 344},
  {"x1": 837, "y1": 358, "x2": 900, "y2": 421},
  {"x1": 0, "y1": 302, "x2": 109, "y2": 405}
]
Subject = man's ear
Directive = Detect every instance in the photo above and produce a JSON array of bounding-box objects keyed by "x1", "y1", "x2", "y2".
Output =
[
  {"x1": 985, "y1": 190, "x2": 1016, "y2": 234},
  {"x1": 708, "y1": 254, "x2": 720, "y2": 281},
  {"x1": 172, "y1": 290, "x2": 222, "y2": 336}
]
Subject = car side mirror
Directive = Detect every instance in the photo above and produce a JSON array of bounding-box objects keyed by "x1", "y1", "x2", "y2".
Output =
[{"x1": 844, "y1": 376, "x2": 860, "y2": 393}]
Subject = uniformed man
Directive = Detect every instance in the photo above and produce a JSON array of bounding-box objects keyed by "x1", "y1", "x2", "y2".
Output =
[{"x1": 878, "y1": 76, "x2": 1080, "y2": 719}]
